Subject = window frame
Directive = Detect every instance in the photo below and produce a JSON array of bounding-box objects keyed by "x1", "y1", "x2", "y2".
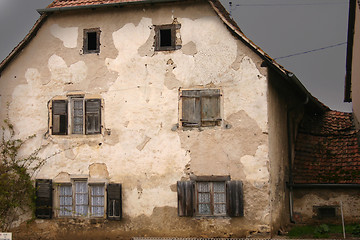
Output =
[
  {"x1": 154, "y1": 24, "x2": 181, "y2": 51},
  {"x1": 177, "y1": 177, "x2": 243, "y2": 218},
  {"x1": 180, "y1": 89, "x2": 222, "y2": 128},
  {"x1": 50, "y1": 96, "x2": 102, "y2": 136},
  {"x1": 195, "y1": 181, "x2": 227, "y2": 217},
  {"x1": 83, "y1": 28, "x2": 101, "y2": 54},
  {"x1": 56, "y1": 180, "x2": 106, "y2": 218}
]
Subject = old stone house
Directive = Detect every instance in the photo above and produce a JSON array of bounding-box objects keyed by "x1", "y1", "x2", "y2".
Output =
[{"x1": 0, "y1": 0, "x2": 338, "y2": 238}]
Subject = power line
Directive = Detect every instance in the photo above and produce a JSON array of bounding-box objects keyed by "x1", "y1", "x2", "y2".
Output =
[
  {"x1": 229, "y1": 0, "x2": 348, "y2": 7},
  {"x1": 273, "y1": 42, "x2": 347, "y2": 60}
]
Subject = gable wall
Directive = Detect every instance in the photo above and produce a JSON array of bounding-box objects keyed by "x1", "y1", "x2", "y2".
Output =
[{"x1": 0, "y1": 1, "x2": 276, "y2": 238}]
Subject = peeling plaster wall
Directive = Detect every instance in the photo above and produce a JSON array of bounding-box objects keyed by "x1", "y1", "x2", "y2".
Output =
[
  {"x1": 0, "y1": 1, "x2": 277, "y2": 238},
  {"x1": 293, "y1": 188, "x2": 360, "y2": 224}
]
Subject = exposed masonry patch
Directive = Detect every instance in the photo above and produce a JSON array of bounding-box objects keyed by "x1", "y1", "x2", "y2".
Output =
[{"x1": 50, "y1": 24, "x2": 78, "y2": 48}]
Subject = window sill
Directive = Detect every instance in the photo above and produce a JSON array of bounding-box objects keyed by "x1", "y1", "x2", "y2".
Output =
[{"x1": 193, "y1": 215, "x2": 230, "y2": 219}]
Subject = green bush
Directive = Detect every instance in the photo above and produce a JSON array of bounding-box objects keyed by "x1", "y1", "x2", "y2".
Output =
[{"x1": 314, "y1": 224, "x2": 330, "y2": 238}]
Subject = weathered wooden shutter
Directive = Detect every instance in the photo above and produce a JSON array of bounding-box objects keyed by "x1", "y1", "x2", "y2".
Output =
[
  {"x1": 177, "y1": 181, "x2": 194, "y2": 217},
  {"x1": 201, "y1": 89, "x2": 221, "y2": 123},
  {"x1": 107, "y1": 184, "x2": 122, "y2": 220},
  {"x1": 35, "y1": 179, "x2": 53, "y2": 219},
  {"x1": 52, "y1": 100, "x2": 68, "y2": 135},
  {"x1": 181, "y1": 90, "x2": 201, "y2": 127},
  {"x1": 226, "y1": 180, "x2": 244, "y2": 217},
  {"x1": 85, "y1": 99, "x2": 101, "y2": 134}
]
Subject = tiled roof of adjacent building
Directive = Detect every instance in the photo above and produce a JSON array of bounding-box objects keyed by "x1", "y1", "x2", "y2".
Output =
[
  {"x1": 293, "y1": 110, "x2": 360, "y2": 184},
  {"x1": 47, "y1": 0, "x2": 144, "y2": 8}
]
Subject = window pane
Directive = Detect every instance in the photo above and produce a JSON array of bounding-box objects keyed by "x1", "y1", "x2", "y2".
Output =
[
  {"x1": 214, "y1": 193, "x2": 226, "y2": 203},
  {"x1": 76, "y1": 182, "x2": 87, "y2": 193},
  {"x1": 75, "y1": 205, "x2": 88, "y2": 216},
  {"x1": 213, "y1": 182, "x2": 225, "y2": 192},
  {"x1": 92, "y1": 206, "x2": 104, "y2": 217},
  {"x1": 198, "y1": 193, "x2": 211, "y2": 203},
  {"x1": 198, "y1": 182, "x2": 210, "y2": 192},
  {"x1": 214, "y1": 203, "x2": 226, "y2": 215},
  {"x1": 199, "y1": 203, "x2": 211, "y2": 215}
]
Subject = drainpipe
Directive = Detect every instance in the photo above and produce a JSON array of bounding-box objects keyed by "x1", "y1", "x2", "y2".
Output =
[{"x1": 287, "y1": 95, "x2": 308, "y2": 223}]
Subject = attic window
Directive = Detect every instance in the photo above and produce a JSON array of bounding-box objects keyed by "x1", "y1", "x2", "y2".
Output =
[
  {"x1": 83, "y1": 28, "x2": 100, "y2": 54},
  {"x1": 155, "y1": 24, "x2": 181, "y2": 51}
]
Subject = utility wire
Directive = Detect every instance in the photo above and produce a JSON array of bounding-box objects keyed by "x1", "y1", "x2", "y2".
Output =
[
  {"x1": 273, "y1": 42, "x2": 347, "y2": 60},
  {"x1": 232, "y1": 3, "x2": 347, "y2": 7}
]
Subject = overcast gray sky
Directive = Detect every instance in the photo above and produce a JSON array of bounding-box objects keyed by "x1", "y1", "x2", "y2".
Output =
[{"x1": 0, "y1": 0, "x2": 352, "y2": 112}]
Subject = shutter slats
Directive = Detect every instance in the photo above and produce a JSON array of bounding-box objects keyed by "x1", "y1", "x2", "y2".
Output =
[
  {"x1": 177, "y1": 181, "x2": 194, "y2": 217},
  {"x1": 107, "y1": 183, "x2": 122, "y2": 220},
  {"x1": 35, "y1": 179, "x2": 52, "y2": 219},
  {"x1": 226, "y1": 181, "x2": 244, "y2": 217}
]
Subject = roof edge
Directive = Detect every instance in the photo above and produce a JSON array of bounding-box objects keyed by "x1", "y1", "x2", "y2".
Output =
[
  {"x1": 37, "y1": 0, "x2": 185, "y2": 13},
  {"x1": 0, "y1": 14, "x2": 48, "y2": 74},
  {"x1": 208, "y1": 0, "x2": 328, "y2": 113}
]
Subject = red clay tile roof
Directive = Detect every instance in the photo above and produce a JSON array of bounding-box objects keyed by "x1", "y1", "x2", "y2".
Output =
[
  {"x1": 48, "y1": 0, "x2": 143, "y2": 8},
  {"x1": 293, "y1": 110, "x2": 360, "y2": 184}
]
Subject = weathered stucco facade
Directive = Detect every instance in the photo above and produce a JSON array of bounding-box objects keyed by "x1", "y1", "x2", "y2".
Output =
[{"x1": 0, "y1": 0, "x2": 318, "y2": 239}]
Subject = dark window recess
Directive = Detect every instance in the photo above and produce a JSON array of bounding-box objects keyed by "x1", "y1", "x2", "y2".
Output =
[
  {"x1": 160, "y1": 29, "x2": 172, "y2": 47},
  {"x1": 177, "y1": 180, "x2": 243, "y2": 217},
  {"x1": 83, "y1": 28, "x2": 100, "y2": 54},
  {"x1": 35, "y1": 179, "x2": 53, "y2": 219},
  {"x1": 318, "y1": 207, "x2": 336, "y2": 219},
  {"x1": 87, "y1": 32, "x2": 97, "y2": 51},
  {"x1": 181, "y1": 89, "x2": 221, "y2": 127},
  {"x1": 155, "y1": 24, "x2": 181, "y2": 51},
  {"x1": 86, "y1": 99, "x2": 101, "y2": 134},
  {"x1": 52, "y1": 100, "x2": 68, "y2": 135},
  {"x1": 107, "y1": 184, "x2": 122, "y2": 220}
]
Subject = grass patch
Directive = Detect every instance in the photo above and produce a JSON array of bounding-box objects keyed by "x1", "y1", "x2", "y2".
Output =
[{"x1": 288, "y1": 224, "x2": 360, "y2": 239}]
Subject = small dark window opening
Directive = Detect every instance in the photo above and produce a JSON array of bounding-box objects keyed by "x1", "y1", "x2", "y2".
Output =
[
  {"x1": 318, "y1": 207, "x2": 336, "y2": 219},
  {"x1": 87, "y1": 32, "x2": 97, "y2": 51},
  {"x1": 83, "y1": 28, "x2": 100, "y2": 54},
  {"x1": 155, "y1": 24, "x2": 181, "y2": 51},
  {"x1": 160, "y1": 29, "x2": 172, "y2": 47}
]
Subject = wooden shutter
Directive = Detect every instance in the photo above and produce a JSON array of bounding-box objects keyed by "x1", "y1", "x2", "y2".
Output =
[
  {"x1": 85, "y1": 99, "x2": 101, "y2": 134},
  {"x1": 226, "y1": 180, "x2": 244, "y2": 217},
  {"x1": 177, "y1": 181, "x2": 194, "y2": 217},
  {"x1": 35, "y1": 179, "x2": 52, "y2": 219},
  {"x1": 52, "y1": 100, "x2": 68, "y2": 135},
  {"x1": 201, "y1": 89, "x2": 221, "y2": 126},
  {"x1": 181, "y1": 90, "x2": 201, "y2": 127},
  {"x1": 107, "y1": 184, "x2": 122, "y2": 220}
]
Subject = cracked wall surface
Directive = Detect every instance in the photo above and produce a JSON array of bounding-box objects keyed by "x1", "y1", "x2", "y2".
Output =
[{"x1": 0, "y1": 1, "x2": 278, "y2": 238}]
